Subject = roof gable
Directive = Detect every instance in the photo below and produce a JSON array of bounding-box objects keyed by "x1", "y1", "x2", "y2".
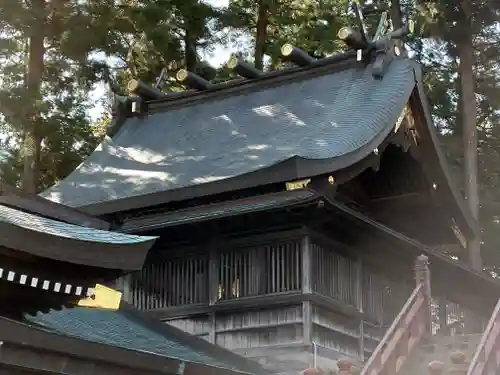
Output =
[{"x1": 41, "y1": 58, "x2": 417, "y2": 209}]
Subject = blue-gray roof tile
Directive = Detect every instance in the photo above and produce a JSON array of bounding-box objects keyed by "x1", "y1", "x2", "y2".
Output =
[
  {"x1": 41, "y1": 59, "x2": 417, "y2": 208},
  {"x1": 0, "y1": 204, "x2": 156, "y2": 244},
  {"x1": 120, "y1": 189, "x2": 318, "y2": 232},
  {"x1": 24, "y1": 306, "x2": 257, "y2": 373}
]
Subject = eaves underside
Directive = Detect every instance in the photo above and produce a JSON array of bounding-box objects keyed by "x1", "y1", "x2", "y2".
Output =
[
  {"x1": 319, "y1": 200, "x2": 500, "y2": 315},
  {"x1": 410, "y1": 82, "x2": 479, "y2": 239}
]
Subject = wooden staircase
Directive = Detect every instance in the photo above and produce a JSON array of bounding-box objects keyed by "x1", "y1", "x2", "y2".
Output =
[
  {"x1": 302, "y1": 254, "x2": 500, "y2": 375},
  {"x1": 358, "y1": 254, "x2": 500, "y2": 375}
]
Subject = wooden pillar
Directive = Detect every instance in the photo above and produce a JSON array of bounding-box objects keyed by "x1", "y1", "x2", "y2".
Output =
[
  {"x1": 208, "y1": 247, "x2": 219, "y2": 306},
  {"x1": 209, "y1": 312, "x2": 216, "y2": 344},
  {"x1": 355, "y1": 259, "x2": 364, "y2": 362},
  {"x1": 438, "y1": 297, "x2": 449, "y2": 335},
  {"x1": 302, "y1": 235, "x2": 313, "y2": 348},
  {"x1": 415, "y1": 254, "x2": 432, "y2": 334},
  {"x1": 208, "y1": 245, "x2": 219, "y2": 345},
  {"x1": 302, "y1": 235, "x2": 312, "y2": 294},
  {"x1": 115, "y1": 274, "x2": 132, "y2": 303}
]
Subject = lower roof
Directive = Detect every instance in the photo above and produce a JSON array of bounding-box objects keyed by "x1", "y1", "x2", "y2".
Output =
[
  {"x1": 13, "y1": 302, "x2": 267, "y2": 375},
  {"x1": 41, "y1": 58, "x2": 416, "y2": 212},
  {"x1": 119, "y1": 189, "x2": 318, "y2": 233},
  {"x1": 0, "y1": 182, "x2": 110, "y2": 230},
  {"x1": 0, "y1": 203, "x2": 157, "y2": 271}
]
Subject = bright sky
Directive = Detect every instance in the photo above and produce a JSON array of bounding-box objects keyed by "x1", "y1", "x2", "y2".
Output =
[{"x1": 89, "y1": 0, "x2": 235, "y2": 120}]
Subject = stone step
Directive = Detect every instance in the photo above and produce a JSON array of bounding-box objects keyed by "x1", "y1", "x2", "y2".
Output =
[{"x1": 402, "y1": 334, "x2": 482, "y2": 375}]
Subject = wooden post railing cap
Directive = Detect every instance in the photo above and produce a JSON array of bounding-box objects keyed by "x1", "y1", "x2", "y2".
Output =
[
  {"x1": 449, "y1": 351, "x2": 466, "y2": 364},
  {"x1": 338, "y1": 358, "x2": 354, "y2": 374},
  {"x1": 449, "y1": 351, "x2": 467, "y2": 375},
  {"x1": 428, "y1": 360, "x2": 444, "y2": 375},
  {"x1": 303, "y1": 368, "x2": 321, "y2": 375},
  {"x1": 416, "y1": 254, "x2": 429, "y2": 265}
]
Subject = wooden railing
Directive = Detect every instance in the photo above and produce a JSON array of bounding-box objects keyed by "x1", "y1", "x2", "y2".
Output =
[
  {"x1": 360, "y1": 255, "x2": 431, "y2": 375},
  {"x1": 467, "y1": 297, "x2": 500, "y2": 375}
]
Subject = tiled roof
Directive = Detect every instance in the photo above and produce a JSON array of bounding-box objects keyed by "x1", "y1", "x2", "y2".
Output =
[
  {"x1": 120, "y1": 189, "x2": 318, "y2": 233},
  {"x1": 24, "y1": 305, "x2": 264, "y2": 374},
  {"x1": 41, "y1": 58, "x2": 417, "y2": 208},
  {"x1": 0, "y1": 204, "x2": 156, "y2": 244}
]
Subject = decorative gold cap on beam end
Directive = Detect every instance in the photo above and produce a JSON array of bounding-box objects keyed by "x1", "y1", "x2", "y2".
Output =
[
  {"x1": 78, "y1": 284, "x2": 122, "y2": 310},
  {"x1": 227, "y1": 54, "x2": 239, "y2": 69},
  {"x1": 176, "y1": 69, "x2": 189, "y2": 82},
  {"x1": 281, "y1": 43, "x2": 294, "y2": 57},
  {"x1": 337, "y1": 27, "x2": 352, "y2": 40}
]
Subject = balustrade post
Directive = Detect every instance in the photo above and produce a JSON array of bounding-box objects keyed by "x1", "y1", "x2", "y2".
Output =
[
  {"x1": 338, "y1": 358, "x2": 354, "y2": 375},
  {"x1": 415, "y1": 254, "x2": 432, "y2": 334},
  {"x1": 302, "y1": 359, "x2": 355, "y2": 375},
  {"x1": 303, "y1": 367, "x2": 322, "y2": 375},
  {"x1": 429, "y1": 361, "x2": 444, "y2": 375},
  {"x1": 448, "y1": 351, "x2": 468, "y2": 375}
]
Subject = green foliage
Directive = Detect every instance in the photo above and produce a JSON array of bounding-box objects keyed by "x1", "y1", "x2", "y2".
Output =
[
  {"x1": 0, "y1": 0, "x2": 109, "y2": 190},
  {"x1": 0, "y1": 0, "x2": 498, "y2": 271},
  {"x1": 218, "y1": 0, "x2": 352, "y2": 69}
]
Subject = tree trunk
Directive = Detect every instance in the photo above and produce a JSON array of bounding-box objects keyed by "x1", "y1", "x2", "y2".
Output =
[
  {"x1": 184, "y1": 26, "x2": 198, "y2": 72},
  {"x1": 459, "y1": 1, "x2": 483, "y2": 333},
  {"x1": 458, "y1": 5, "x2": 482, "y2": 272},
  {"x1": 389, "y1": 0, "x2": 406, "y2": 57},
  {"x1": 254, "y1": 0, "x2": 269, "y2": 70},
  {"x1": 22, "y1": 0, "x2": 46, "y2": 194},
  {"x1": 389, "y1": 0, "x2": 402, "y2": 30}
]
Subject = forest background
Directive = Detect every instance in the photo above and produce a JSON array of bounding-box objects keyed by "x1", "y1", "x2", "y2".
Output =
[{"x1": 0, "y1": 0, "x2": 499, "y2": 272}]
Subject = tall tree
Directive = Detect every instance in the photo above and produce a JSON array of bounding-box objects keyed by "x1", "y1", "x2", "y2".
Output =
[
  {"x1": 457, "y1": 0, "x2": 481, "y2": 270},
  {"x1": 221, "y1": 0, "x2": 351, "y2": 70},
  {"x1": 22, "y1": 0, "x2": 45, "y2": 193},
  {"x1": 414, "y1": 0, "x2": 500, "y2": 270},
  {"x1": 0, "y1": 0, "x2": 113, "y2": 190}
]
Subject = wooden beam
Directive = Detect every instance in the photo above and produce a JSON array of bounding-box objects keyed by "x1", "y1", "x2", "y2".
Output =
[
  {"x1": 147, "y1": 290, "x2": 363, "y2": 322},
  {"x1": 149, "y1": 292, "x2": 305, "y2": 319}
]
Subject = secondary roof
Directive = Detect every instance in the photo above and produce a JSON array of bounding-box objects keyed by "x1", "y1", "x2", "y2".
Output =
[{"x1": 0, "y1": 302, "x2": 268, "y2": 375}]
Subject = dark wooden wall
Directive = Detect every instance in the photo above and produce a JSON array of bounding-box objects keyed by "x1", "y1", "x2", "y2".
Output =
[{"x1": 116, "y1": 228, "x2": 415, "y2": 373}]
